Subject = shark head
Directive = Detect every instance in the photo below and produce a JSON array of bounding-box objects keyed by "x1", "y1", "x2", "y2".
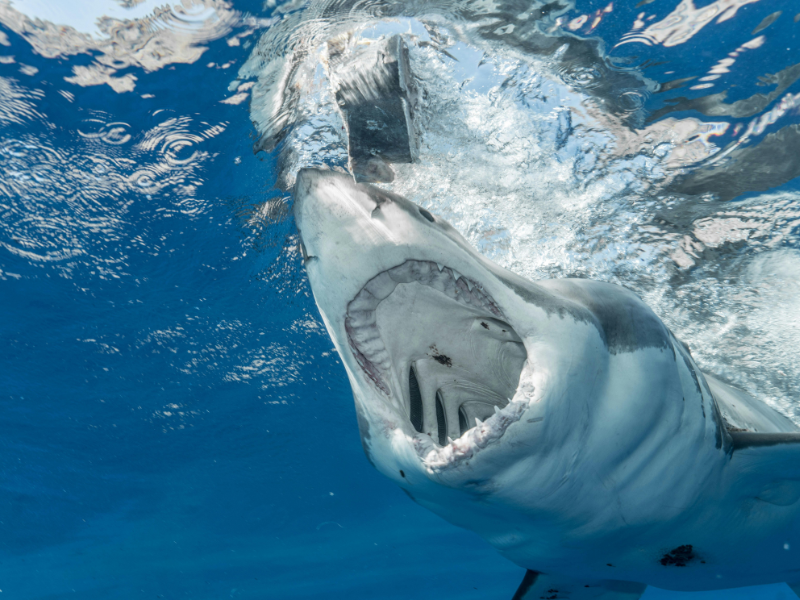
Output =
[
  {"x1": 293, "y1": 169, "x2": 598, "y2": 487},
  {"x1": 292, "y1": 168, "x2": 719, "y2": 560}
]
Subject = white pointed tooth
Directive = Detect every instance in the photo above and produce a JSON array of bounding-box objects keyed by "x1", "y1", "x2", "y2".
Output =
[
  {"x1": 475, "y1": 417, "x2": 482, "y2": 426},
  {"x1": 494, "y1": 405, "x2": 501, "y2": 414},
  {"x1": 436, "y1": 262, "x2": 445, "y2": 272},
  {"x1": 452, "y1": 269, "x2": 462, "y2": 281},
  {"x1": 447, "y1": 436, "x2": 454, "y2": 444},
  {"x1": 465, "y1": 278, "x2": 474, "y2": 291}
]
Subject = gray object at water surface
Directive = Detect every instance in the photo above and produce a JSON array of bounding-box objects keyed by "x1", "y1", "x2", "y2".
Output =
[{"x1": 328, "y1": 34, "x2": 417, "y2": 183}]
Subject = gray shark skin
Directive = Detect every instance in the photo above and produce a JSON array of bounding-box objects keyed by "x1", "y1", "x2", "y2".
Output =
[{"x1": 292, "y1": 168, "x2": 800, "y2": 600}]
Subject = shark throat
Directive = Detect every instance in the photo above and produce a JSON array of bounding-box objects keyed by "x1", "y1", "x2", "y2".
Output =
[{"x1": 344, "y1": 259, "x2": 530, "y2": 469}]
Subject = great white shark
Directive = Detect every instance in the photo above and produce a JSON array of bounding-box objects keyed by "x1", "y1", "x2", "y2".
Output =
[{"x1": 292, "y1": 167, "x2": 800, "y2": 600}]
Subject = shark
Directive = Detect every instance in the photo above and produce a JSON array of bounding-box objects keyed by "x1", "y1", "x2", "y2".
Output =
[{"x1": 292, "y1": 167, "x2": 800, "y2": 600}]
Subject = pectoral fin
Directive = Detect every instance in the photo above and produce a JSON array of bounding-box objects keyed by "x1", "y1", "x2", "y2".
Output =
[
  {"x1": 728, "y1": 434, "x2": 800, "y2": 506},
  {"x1": 512, "y1": 570, "x2": 646, "y2": 600},
  {"x1": 730, "y1": 432, "x2": 800, "y2": 450}
]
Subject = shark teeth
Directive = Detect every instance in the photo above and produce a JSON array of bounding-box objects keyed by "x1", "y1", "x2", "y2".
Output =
[
  {"x1": 344, "y1": 259, "x2": 503, "y2": 395},
  {"x1": 413, "y1": 388, "x2": 534, "y2": 472}
]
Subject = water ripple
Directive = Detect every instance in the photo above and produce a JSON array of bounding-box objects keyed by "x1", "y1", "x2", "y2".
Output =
[
  {"x1": 0, "y1": 0, "x2": 243, "y2": 93},
  {"x1": 0, "y1": 103, "x2": 229, "y2": 274}
]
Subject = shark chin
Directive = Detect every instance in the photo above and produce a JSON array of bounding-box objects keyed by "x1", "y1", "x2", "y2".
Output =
[{"x1": 292, "y1": 167, "x2": 800, "y2": 600}]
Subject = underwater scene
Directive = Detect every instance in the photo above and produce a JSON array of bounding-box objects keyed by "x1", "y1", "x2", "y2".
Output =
[{"x1": 2, "y1": 0, "x2": 800, "y2": 598}]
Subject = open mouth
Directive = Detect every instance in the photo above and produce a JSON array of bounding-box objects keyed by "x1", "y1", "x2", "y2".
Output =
[{"x1": 344, "y1": 259, "x2": 533, "y2": 470}]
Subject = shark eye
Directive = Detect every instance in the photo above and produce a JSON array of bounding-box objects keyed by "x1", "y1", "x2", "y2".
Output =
[
  {"x1": 435, "y1": 391, "x2": 447, "y2": 446},
  {"x1": 419, "y1": 208, "x2": 435, "y2": 222},
  {"x1": 409, "y1": 366, "x2": 424, "y2": 433}
]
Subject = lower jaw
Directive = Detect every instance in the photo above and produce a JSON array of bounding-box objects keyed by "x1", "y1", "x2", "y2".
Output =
[{"x1": 411, "y1": 376, "x2": 534, "y2": 472}]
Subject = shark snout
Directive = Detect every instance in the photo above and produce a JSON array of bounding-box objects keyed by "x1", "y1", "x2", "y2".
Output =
[
  {"x1": 292, "y1": 168, "x2": 402, "y2": 267},
  {"x1": 294, "y1": 169, "x2": 380, "y2": 233}
]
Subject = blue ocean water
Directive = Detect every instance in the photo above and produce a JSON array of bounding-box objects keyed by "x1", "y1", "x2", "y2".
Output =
[{"x1": 1, "y1": 1, "x2": 799, "y2": 598}]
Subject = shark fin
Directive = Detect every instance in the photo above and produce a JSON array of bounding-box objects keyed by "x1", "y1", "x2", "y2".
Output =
[
  {"x1": 512, "y1": 570, "x2": 646, "y2": 600},
  {"x1": 727, "y1": 435, "x2": 800, "y2": 506},
  {"x1": 730, "y1": 432, "x2": 800, "y2": 450}
]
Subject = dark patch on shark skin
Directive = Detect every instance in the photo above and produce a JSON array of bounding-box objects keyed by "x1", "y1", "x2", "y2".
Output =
[
  {"x1": 660, "y1": 545, "x2": 695, "y2": 567},
  {"x1": 433, "y1": 354, "x2": 452, "y2": 367},
  {"x1": 401, "y1": 488, "x2": 417, "y2": 502},
  {"x1": 429, "y1": 344, "x2": 453, "y2": 367},
  {"x1": 499, "y1": 275, "x2": 670, "y2": 354},
  {"x1": 353, "y1": 396, "x2": 377, "y2": 468}
]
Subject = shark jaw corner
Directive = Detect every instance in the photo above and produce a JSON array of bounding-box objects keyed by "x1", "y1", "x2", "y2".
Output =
[{"x1": 292, "y1": 167, "x2": 800, "y2": 599}]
